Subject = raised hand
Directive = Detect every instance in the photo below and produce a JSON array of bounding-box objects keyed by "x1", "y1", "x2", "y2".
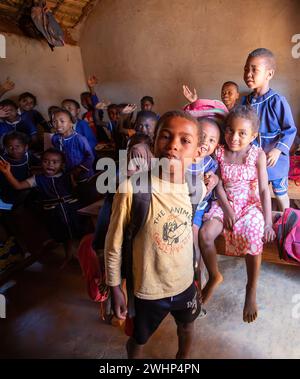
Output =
[
  {"x1": 183, "y1": 85, "x2": 198, "y2": 103},
  {"x1": 121, "y1": 104, "x2": 137, "y2": 114},
  {"x1": 87, "y1": 75, "x2": 98, "y2": 88},
  {"x1": 0, "y1": 158, "x2": 11, "y2": 174},
  {"x1": 95, "y1": 100, "x2": 111, "y2": 110},
  {"x1": 0, "y1": 77, "x2": 15, "y2": 92},
  {"x1": 0, "y1": 106, "x2": 10, "y2": 118}
]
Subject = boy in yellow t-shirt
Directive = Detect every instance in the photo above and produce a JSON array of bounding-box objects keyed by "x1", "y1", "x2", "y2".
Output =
[{"x1": 105, "y1": 110, "x2": 206, "y2": 359}]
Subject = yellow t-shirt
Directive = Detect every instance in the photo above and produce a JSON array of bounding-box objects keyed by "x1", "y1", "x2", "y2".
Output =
[{"x1": 104, "y1": 174, "x2": 206, "y2": 300}]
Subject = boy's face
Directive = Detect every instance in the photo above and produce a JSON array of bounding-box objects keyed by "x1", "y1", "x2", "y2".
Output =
[
  {"x1": 5, "y1": 139, "x2": 27, "y2": 160},
  {"x1": 42, "y1": 153, "x2": 63, "y2": 176},
  {"x1": 225, "y1": 117, "x2": 257, "y2": 152},
  {"x1": 4, "y1": 105, "x2": 18, "y2": 122},
  {"x1": 199, "y1": 121, "x2": 220, "y2": 157},
  {"x1": 53, "y1": 112, "x2": 73, "y2": 136},
  {"x1": 107, "y1": 108, "x2": 119, "y2": 122},
  {"x1": 81, "y1": 94, "x2": 93, "y2": 110},
  {"x1": 244, "y1": 56, "x2": 274, "y2": 91},
  {"x1": 62, "y1": 101, "x2": 80, "y2": 120},
  {"x1": 19, "y1": 96, "x2": 35, "y2": 112},
  {"x1": 141, "y1": 100, "x2": 153, "y2": 112},
  {"x1": 135, "y1": 117, "x2": 157, "y2": 140},
  {"x1": 221, "y1": 84, "x2": 239, "y2": 110},
  {"x1": 154, "y1": 116, "x2": 199, "y2": 175}
]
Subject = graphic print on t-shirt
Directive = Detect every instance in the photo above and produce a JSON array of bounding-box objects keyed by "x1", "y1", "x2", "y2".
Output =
[{"x1": 153, "y1": 206, "x2": 192, "y2": 255}]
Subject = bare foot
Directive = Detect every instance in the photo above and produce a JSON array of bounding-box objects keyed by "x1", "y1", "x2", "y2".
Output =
[
  {"x1": 202, "y1": 272, "x2": 223, "y2": 304},
  {"x1": 243, "y1": 287, "x2": 258, "y2": 323}
]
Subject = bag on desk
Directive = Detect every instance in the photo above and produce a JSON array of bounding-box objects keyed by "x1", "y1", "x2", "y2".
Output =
[
  {"x1": 274, "y1": 208, "x2": 300, "y2": 265},
  {"x1": 289, "y1": 156, "x2": 300, "y2": 184}
]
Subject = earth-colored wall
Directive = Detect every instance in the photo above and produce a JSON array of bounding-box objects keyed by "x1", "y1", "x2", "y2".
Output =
[
  {"x1": 80, "y1": 0, "x2": 300, "y2": 127},
  {"x1": 0, "y1": 33, "x2": 87, "y2": 117}
]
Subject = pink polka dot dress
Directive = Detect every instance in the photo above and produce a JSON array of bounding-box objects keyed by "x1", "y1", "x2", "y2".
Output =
[{"x1": 204, "y1": 144, "x2": 264, "y2": 256}]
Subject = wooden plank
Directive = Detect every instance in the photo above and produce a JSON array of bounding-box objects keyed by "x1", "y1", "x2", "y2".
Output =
[{"x1": 270, "y1": 180, "x2": 300, "y2": 200}]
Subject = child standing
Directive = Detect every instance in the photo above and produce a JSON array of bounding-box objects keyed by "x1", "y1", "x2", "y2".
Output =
[
  {"x1": 51, "y1": 109, "x2": 94, "y2": 183},
  {"x1": 0, "y1": 148, "x2": 85, "y2": 267},
  {"x1": 199, "y1": 105, "x2": 276, "y2": 323},
  {"x1": 61, "y1": 99, "x2": 97, "y2": 152},
  {"x1": 242, "y1": 48, "x2": 297, "y2": 211},
  {"x1": 105, "y1": 110, "x2": 206, "y2": 359}
]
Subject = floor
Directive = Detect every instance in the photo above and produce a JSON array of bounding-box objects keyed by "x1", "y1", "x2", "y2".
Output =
[{"x1": 0, "y1": 250, "x2": 300, "y2": 359}]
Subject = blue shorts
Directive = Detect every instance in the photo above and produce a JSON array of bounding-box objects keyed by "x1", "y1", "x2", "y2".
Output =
[
  {"x1": 270, "y1": 177, "x2": 288, "y2": 196},
  {"x1": 193, "y1": 201, "x2": 211, "y2": 228},
  {"x1": 132, "y1": 283, "x2": 201, "y2": 345}
]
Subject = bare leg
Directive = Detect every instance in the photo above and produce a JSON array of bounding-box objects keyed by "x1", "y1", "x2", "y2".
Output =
[
  {"x1": 176, "y1": 321, "x2": 194, "y2": 359},
  {"x1": 126, "y1": 337, "x2": 144, "y2": 359},
  {"x1": 276, "y1": 194, "x2": 289, "y2": 211},
  {"x1": 243, "y1": 254, "x2": 261, "y2": 323},
  {"x1": 199, "y1": 219, "x2": 224, "y2": 304}
]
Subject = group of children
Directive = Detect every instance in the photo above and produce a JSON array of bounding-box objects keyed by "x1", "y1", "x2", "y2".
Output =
[{"x1": 0, "y1": 47, "x2": 298, "y2": 358}]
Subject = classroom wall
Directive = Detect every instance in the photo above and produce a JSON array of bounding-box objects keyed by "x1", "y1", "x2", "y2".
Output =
[
  {"x1": 0, "y1": 33, "x2": 87, "y2": 117},
  {"x1": 79, "y1": 0, "x2": 300, "y2": 128}
]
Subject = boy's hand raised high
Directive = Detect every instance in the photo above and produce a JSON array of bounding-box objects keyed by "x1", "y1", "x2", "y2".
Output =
[
  {"x1": 1, "y1": 77, "x2": 15, "y2": 92},
  {"x1": 95, "y1": 100, "x2": 111, "y2": 110},
  {"x1": 182, "y1": 85, "x2": 198, "y2": 103},
  {"x1": 87, "y1": 75, "x2": 98, "y2": 88},
  {"x1": 111, "y1": 286, "x2": 127, "y2": 320},
  {"x1": 121, "y1": 104, "x2": 137, "y2": 114}
]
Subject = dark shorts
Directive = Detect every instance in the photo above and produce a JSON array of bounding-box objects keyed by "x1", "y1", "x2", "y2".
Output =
[
  {"x1": 270, "y1": 177, "x2": 288, "y2": 196},
  {"x1": 132, "y1": 282, "x2": 201, "y2": 345}
]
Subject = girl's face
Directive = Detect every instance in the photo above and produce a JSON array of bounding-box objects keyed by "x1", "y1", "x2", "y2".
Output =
[
  {"x1": 5, "y1": 139, "x2": 27, "y2": 160},
  {"x1": 225, "y1": 117, "x2": 257, "y2": 152},
  {"x1": 154, "y1": 116, "x2": 199, "y2": 175},
  {"x1": 199, "y1": 121, "x2": 220, "y2": 157},
  {"x1": 53, "y1": 112, "x2": 73, "y2": 137},
  {"x1": 42, "y1": 153, "x2": 63, "y2": 176},
  {"x1": 19, "y1": 96, "x2": 35, "y2": 112}
]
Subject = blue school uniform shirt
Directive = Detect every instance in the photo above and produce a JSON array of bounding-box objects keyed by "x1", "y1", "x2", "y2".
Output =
[
  {"x1": 242, "y1": 88, "x2": 297, "y2": 180},
  {"x1": 0, "y1": 116, "x2": 37, "y2": 144},
  {"x1": 187, "y1": 155, "x2": 218, "y2": 203},
  {"x1": 74, "y1": 119, "x2": 97, "y2": 152},
  {"x1": 51, "y1": 132, "x2": 94, "y2": 182},
  {"x1": 19, "y1": 109, "x2": 51, "y2": 132},
  {"x1": 0, "y1": 152, "x2": 40, "y2": 204}
]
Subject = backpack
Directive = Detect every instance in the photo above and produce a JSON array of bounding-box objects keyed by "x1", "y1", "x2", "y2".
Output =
[
  {"x1": 289, "y1": 155, "x2": 300, "y2": 184},
  {"x1": 81, "y1": 172, "x2": 202, "y2": 317},
  {"x1": 274, "y1": 208, "x2": 300, "y2": 265}
]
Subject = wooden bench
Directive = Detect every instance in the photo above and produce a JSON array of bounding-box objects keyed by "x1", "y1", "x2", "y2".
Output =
[{"x1": 215, "y1": 211, "x2": 299, "y2": 267}]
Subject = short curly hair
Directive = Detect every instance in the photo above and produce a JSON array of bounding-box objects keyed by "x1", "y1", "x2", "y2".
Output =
[{"x1": 225, "y1": 105, "x2": 260, "y2": 133}]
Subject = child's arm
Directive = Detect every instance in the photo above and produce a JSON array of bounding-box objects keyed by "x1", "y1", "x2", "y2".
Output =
[
  {"x1": 182, "y1": 85, "x2": 198, "y2": 103},
  {"x1": 105, "y1": 183, "x2": 132, "y2": 319},
  {"x1": 118, "y1": 105, "x2": 137, "y2": 136},
  {"x1": 0, "y1": 77, "x2": 15, "y2": 99},
  {"x1": 0, "y1": 159, "x2": 31, "y2": 190},
  {"x1": 267, "y1": 97, "x2": 297, "y2": 167},
  {"x1": 257, "y1": 150, "x2": 276, "y2": 242},
  {"x1": 204, "y1": 171, "x2": 219, "y2": 194},
  {"x1": 215, "y1": 169, "x2": 236, "y2": 230}
]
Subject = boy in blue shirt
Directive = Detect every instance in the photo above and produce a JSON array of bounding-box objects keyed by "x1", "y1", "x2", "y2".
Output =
[{"x1": 242, "y1": 48, "x2": 297, "y2": 210}]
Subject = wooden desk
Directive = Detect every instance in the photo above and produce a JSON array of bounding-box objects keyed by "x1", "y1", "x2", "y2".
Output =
[{"x1": 270, "y1": 180, "x2": 300, "y2": 200}]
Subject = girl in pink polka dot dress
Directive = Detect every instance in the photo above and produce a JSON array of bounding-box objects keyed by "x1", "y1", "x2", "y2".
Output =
[{"x1": 199, "y1": 105, "x2": 275, "y2": 323}]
